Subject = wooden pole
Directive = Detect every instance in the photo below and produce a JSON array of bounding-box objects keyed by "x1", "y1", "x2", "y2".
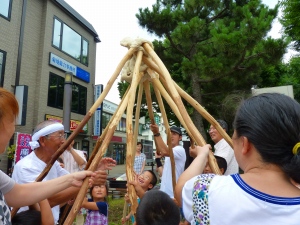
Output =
[
  {"x1": 143, "y1": 43, "x2": 221, "y2": 175},
  {"x1": 143, "y1": 56, "x2": 233, "y2": 148},
  {"x1": 125, "y1": 50, "x2": 144, "y2": 217},
  {"x1": 150, "y1": 81, "x2": 176, "y2": 194},
  {"x1": 63, "y1": 83, "x2": 134, "y2": 225}
]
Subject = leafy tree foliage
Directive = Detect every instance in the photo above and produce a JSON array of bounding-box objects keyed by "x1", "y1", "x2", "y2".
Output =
[
  {"x1": 131, "y1": 0, "x2": 289, "y2": 140},
  {"x1": 281, "y1": 0, "x2": 300, "y2": 51},
  {"x1": 116, "y1": 1, "x2": 288, "y2": 140}
]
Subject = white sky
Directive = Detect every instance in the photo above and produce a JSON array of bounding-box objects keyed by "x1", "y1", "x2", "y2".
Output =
[{"x1": 64, "y1": 0, "x2": 296, "y2": 104}]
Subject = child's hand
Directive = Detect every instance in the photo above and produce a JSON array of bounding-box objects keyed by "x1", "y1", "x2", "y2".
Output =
[
  {"x1": 121, "y1": 215, "x2": 130, "y2": 224},
  {"x1": 124, "y1": 193, "x2": 130, "y2": 203},
  {"x1": 128, "y1": 174, "x2": 145, "y2": 198}
]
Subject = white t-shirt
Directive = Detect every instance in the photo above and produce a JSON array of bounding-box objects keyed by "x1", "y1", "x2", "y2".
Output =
[
  {"x1": 61, "y1": 149, "x2": 87, "y2": 173},
  {"x1": 182, "y1": 174, "x2": 300, "y2": 225},
  {"x1": 214, "y1": 138, "x2": 239, "y2": 175},
  {"x1": 12, "y1": 151, "x2": 69, "y2": 223},
  {"x1": 160, "y1": 145, "x2": 186, "y2": 198}
]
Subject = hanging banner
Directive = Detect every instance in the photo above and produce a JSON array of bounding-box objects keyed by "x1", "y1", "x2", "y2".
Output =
[{"x1": 15, "y1": 133, "x2": 32, "y2": 164}]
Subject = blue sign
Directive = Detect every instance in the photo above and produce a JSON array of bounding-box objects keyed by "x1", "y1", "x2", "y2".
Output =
[
  {"x1": 76, "y1": 67, "x2": 90, "y2": 83},
  {"x1": 49, "y1": 52, "x2": 90, "y2": 83}
]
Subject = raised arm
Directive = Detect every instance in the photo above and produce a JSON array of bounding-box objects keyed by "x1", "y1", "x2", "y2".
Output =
[
  {"x1": 150, "y1": 124, "x2": 170, "y2": 156},
  {"x1": 175, "y1": 145, "x2": 210, "y2": 206},
  {"x1": 69, "y1": 148, "x2": 87, "y2": 170}
]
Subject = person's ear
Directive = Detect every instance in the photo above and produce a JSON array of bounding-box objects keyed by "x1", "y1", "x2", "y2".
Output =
[
  {"x1": 148, "y1": 183, "x2": 153, "y2": 190},
  {"x1": 241, "y1": 136, "x2": 251, "y2": 155},
  {"x1": 39, "y1": 136, "x2": 47, "y2": 147},
  {"x1": 220, "y1": 168, "x2": 225, "y2": 175}
]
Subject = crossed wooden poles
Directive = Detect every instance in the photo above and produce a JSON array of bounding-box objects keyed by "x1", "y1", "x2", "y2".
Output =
[{"x1": 11, "y1": 38, "x2": 233, "y2": 224}]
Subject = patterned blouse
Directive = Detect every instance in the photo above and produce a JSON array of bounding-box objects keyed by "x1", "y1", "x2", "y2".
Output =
[
  {"x1": 84, "y1": 200, "x2": 108, "y2": 225},
  {"x1": 133, "y1": 153, "x2": 146, "y2": 174}
]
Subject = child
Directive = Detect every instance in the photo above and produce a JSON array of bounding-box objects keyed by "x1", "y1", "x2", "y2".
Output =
[
  {"x1": 122, "y1": 170, "x2": 157, "y2": 223},
  {"x1": 136, "y1": 190, "x2": 180, "y2": 225},
  {"x1": 203, "y1": 155, "x2": 227, "y2": 175},
  {"x1": 82, "y1": 183, "x2": 109, "y2": 225},
  {"x1": 12, "y1": 199, "x2": 54, "y2": 225}
]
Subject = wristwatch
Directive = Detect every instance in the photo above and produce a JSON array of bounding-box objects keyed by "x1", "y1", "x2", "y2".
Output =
[{"x1": 154, "y1": 133, "x2": 160, "y2": 137}]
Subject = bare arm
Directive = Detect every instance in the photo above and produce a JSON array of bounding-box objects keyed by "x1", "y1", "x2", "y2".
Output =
[
  {"x1": 150, "y1": 124, "x2": 170, "y2": 156},
  {"x1": 69, "y1": 149, "x2": 87, "y2": 170},
  {"x1": 40, "y1": 199, "x2": 55, "y2": 225},
  {"x1": 140, "y1": 158, "x2": 146, "y2": 174},
  {"x1": 5, "y1": 171, "x2": 93, "y2": 208},
  {"x1": 82, "y1": 198, "x2": 99, "y2": 211},
  {"x1": 175, "y1": 145, "x2": 210, "y2": 206}
]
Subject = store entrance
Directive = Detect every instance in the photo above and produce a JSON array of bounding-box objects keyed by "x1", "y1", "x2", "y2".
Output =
[{"x1": 112, "y1": 143, "x2": 125, "y2": 165}]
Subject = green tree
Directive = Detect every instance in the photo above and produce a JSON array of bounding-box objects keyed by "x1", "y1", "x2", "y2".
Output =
[
  {"x1": 281, "y1": 0, "x2": 300, "y2": 51},
  {"x1": 135, "y1": 0, "x2": 287, "y2": 140}
]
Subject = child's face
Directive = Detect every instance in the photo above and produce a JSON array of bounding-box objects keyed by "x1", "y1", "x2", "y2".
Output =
[
  {"x1": 138, "y1": 171, "x2": 153, "y2": 191},
  {"x1": 203, "y1": 162, "x2": 213, "y2": 174},
  {"x1": 91, "y1": 185, "x2": 107, "y2": 201},
  {"x1": 203, "y1": 162, "x2": 224, "y2": 175}
]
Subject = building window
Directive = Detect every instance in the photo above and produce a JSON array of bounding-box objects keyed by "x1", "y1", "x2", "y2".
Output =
[
  {"x1": 71, "y1": 82, "x2": 87, "y2": 115},
  {"x1": 101, "y1": 112, "x2": 128, "y2": 133},
  {"x1": 0, "y1": 0, "x2": 12, "y2": 20},
  {"x1": 48, "y1": 73, "x2": 64, "y2": 109},
  {"x1": 52, "y1": 17, "x2": 89, "y2": 66},
  {"x1": 48, "y1": 73, "x2": 87, "y2": 115},
  {"x1": 0, "y1": 50, "x2": 6, "y2": 87}
]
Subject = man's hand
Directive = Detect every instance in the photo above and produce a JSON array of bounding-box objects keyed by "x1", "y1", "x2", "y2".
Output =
[
  {"x1": 89, "y1": 170, "x2": 107, "y2": 187},
  {"x1": 70, "y1": 171, "x2": 93, "y2": 187},
  {"x1": 150, "y1": 124, "x2": 159, "y2": 134},
  {"x1": 97, "y1": 157, "x2": 117, "y2": 171}
]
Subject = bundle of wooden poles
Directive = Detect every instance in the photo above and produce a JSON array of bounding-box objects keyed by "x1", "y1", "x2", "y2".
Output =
[{"x1": 11, "y1": 38, "x2": 233, "y2": 225}]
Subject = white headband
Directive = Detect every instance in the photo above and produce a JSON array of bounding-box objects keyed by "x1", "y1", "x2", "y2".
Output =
[{"x1": 29, "y1": 123, "x2": 64, "y2": 150}]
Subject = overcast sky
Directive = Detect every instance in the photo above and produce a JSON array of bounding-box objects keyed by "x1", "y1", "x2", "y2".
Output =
[{"x1": 64, "y1": 0, "x2": 293, "y2": 104}]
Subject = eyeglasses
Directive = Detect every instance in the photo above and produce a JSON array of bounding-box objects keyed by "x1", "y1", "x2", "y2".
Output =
[
  {"x1": 207, "y1": 127, "x2": 216, "y2": 133},
  {"x1": 47, "y1": 133, "x2": 67, "y2": 140},
  {"x1": 139, "y1": 173, "x2": 151, "y2": 180}
]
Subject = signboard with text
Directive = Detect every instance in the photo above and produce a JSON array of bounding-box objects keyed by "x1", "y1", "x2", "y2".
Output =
[
  {"x1": 45, "y1": 114, "x2": 88, "y2": 133},
  {"x1": 15, "y1": 133, "x2": 32, "y2": 164}
]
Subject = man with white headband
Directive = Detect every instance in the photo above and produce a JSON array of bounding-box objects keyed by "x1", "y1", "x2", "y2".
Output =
[{"x1": 12, "y1": 120, "x2": 116, "y2": 224}]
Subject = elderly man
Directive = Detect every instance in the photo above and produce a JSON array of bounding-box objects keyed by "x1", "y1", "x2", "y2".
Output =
[
  {"x1": 150, "y1": 124, "x2": 186, "y2": 198},
  {"x1": 208, "y1": 119, "x2": 239, "y2": 175},
  {"x1": 12, "y1": 120, "x2": 116, "y2": 224}
]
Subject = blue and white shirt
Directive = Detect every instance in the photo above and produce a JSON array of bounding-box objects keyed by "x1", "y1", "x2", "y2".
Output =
[{"x1": 182, "y1": 174, "x2": 300, "y2": 225}]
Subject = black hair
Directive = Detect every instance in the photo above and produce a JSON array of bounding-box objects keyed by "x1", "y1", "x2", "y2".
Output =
[
  {"x1": 12, "y1": 210, "x2": 41, "y2": 225},
  {"x1": 57, "y1": 157, "x2": 64, "y2": 164},
  {"x1": 216, "y1": 119, "x2": 228, "y2": 133},
  {"x1": 144, "y1": 170, "x2": 157, "y2": 190},
  {"x1": 137, "y1": 142, "x2": 143, "y2": 152},
  {"x1": 233, "y1": 93, "x2": 300, "y2": 183},
  {"x1": 215, "y1": 155, "x2": 227, "y2": 173},
  {"x1": 136, "y1": 190, "x2": 180, "y2": 225}
]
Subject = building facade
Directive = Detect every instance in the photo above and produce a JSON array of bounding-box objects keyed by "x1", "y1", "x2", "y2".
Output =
[{"x1": 0, "y1": 0, "x2": 99, "y2": 171}]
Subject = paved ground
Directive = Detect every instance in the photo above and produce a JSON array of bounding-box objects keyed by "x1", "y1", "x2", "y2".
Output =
[{"x1": 107, "y1": 164, "x2": 155, "y2": 179}]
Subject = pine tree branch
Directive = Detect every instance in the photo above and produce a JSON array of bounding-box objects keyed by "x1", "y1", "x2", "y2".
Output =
[
  {"x1": 199, "y1": 50, "x2": 248, "y2": 83},
  {"x1": 166, "y1": 33, "x2": 191, "y2": 60}
]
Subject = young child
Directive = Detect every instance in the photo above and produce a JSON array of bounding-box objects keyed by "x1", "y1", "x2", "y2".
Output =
[
  {"x1": 82, "y1": 183, "x2": 109, "y2": 225},
  {"x1": 203, "y1": 155, "x2": 227, "y2": 175},
  {"x1": 136, "y1": 190, "x2": 180, "y2": 225},
  {"x1": 122, "y1": 170, "x2": 157, "y2": 223},
  {"x1": 12, "y1": 199, "x2": 54, "y2": 225}
]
